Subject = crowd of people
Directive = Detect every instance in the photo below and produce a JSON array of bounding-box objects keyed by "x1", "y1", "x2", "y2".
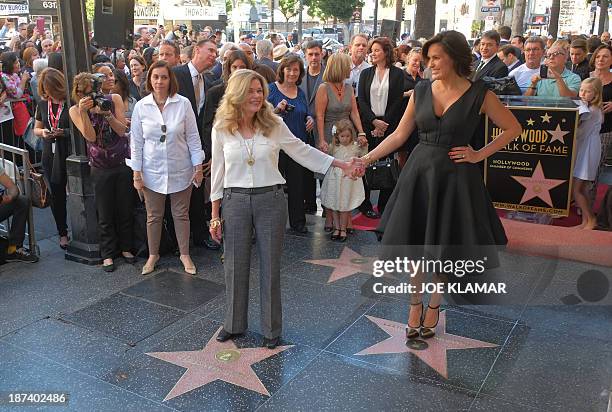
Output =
[{"x1": 0, "y1": 20, "x2": 611, "y2": 347}]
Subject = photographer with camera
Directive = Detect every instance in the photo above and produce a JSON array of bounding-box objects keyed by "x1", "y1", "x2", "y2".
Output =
[
  {"x1": 268, "y1": 54, "x2": 316, "y2": 234},
  {"x1": 68, "y1": 72, "x2": 135, "y2": 272},
  {"x1": 525, "y1": 41, "x2": 580, "y2": 98}
]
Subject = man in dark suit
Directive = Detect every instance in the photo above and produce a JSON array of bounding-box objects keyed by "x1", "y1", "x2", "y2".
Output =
[
  {"x1": 173, "y1": 38, "x2": 221, "y2": 250},
  {"x1": 299, "y1": 40, "x2": 325, "y2": 216},
  {"x1": 472, "y1": 30, "x2": 508, "y2": 81},
  {"x1": 255, "y1": 39, "x2": 279, "y2": 72}
]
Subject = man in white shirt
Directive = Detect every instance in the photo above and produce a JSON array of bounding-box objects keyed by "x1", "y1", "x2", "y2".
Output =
[
  {"x1": 173, "y1": 39, "x2": 221, "y2": 250},
  {"x1": 346, "y1": 33, "x2": 371, "y2": 97},
  {"x1": 509, "y1": 36, "x2": 545, "y2": 94}
]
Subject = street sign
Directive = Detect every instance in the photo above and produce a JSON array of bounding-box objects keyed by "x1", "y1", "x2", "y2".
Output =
[
  {"x1": 481, "y1": 6, "x2": 501, "y2": 12},
  {"x1": 591, "y1": 0, "x2": 598, "y2": 13}
]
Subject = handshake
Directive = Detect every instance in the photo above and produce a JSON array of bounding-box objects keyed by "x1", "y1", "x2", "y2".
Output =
[{"x1": 341, "y1": 157, "x2": 367, "y2": 179}]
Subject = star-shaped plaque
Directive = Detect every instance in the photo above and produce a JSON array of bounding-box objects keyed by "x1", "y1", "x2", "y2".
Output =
[
  {"x1": 547, "y1": 123, "x2": 570, "y2": 144},
  {"x1": 305, "y1": 247, "x2": 375, "y2": 283},
  {"x1": 526, "y1": 118, "x2": 535, "y2": 126},
  {"x1": 147, "y1": 328, "x2": 293, "y2": 400},
  {"x1": 511, "y1": 161, "x2": 566, "y2": 207},
  {"x1": 355, "y1": 314, "x2": 497, "y2": 378},
  {"x1": 540, "y1": 112, "x2": 552, "y2": 123}
]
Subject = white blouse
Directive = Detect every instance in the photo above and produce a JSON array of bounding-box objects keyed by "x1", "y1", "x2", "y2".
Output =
[
  {"x1": 210, "y1": 120, "x2": 334, "y2": 202},
  {"x1": 130, "y1": 93, "x2": 205, "y2": 194},
  {"x1": 370, "y1": 68, "x2": 389, "y2": 117}
]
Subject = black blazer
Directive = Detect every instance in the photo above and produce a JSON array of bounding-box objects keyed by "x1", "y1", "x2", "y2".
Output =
[
  {"x1": 200, "y1": 82, "x2": 226, "y2": 163},
  {"x1": 358, "y1": 65, "x2": 406, "y2": 147},
  {"x1": 172, "y1": 63, "x2": 220, "y2": 131},
  {"x1": 472, "y1": 55, "x2": 508, "y2": 81}
]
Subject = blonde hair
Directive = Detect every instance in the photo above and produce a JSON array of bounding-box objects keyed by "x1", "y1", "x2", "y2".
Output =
[
  {"x1": 550, "y1": 40, "x2": 569, "y2": 55},
  {"x1": 581, "y1": 77, "x2": 603, "y2": 108},
  {"x1": 214, "y1": 69, "x2": 280, "y2": 135},
  {"x1": 333, "y1": 119, "x2": 356, "y2": 146},
  {"x1": 323, "y1": 53, "x2": 351, "y2": 83}
]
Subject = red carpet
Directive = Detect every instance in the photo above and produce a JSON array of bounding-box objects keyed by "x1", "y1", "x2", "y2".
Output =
[{"x1": 352, "y1": 186, "x2": 612, "y2": 266}]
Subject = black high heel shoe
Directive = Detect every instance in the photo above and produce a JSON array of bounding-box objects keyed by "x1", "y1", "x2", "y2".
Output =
[
  {"x1": 331, "y1": 229, "x2": 340, "y2": 240},
  {"x1": 420, "y1": 304, "x2": 441, "y2": 339},
  {"x1": 338, "y1": 229, "x2": 348, "y2": 242},
  {"x1": 406, "y1": 302, "x2": 423, "y2": 341}
]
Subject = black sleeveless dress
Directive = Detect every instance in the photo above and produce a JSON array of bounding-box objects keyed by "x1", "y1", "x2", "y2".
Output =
[{"x1": 377, "y1": 80, "x2": 507, "y2": 268}]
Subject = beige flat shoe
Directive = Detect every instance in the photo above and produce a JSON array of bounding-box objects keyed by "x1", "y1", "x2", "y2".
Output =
[
  {"x1": 180, "y1": 255, "x2": 196, "y2": 275},
  {"x1": 142, "y1": 255, "x2": 160, "y2": 276}
]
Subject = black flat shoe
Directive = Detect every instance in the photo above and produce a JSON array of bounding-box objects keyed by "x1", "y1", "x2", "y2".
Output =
[
  {"x1": 324, "y1": 225, "x2": 333, "y2": 233},
  {"x1": 331, "y1": 229, "x2": 340, "y2": 240},
  {"x1": 364, "y1": 210, "x2": 380, "y2": 219},
  {"x1": 123, "y1": 254, "x2": 136, "y2": 264},
  {"x1": 338, "y1": 230, "x2": 348, "y2": 242},
  {"x1": 292, "y1": 226, "x2": 308, "y2": 234},
  {"x1": 263, "y1": 336, "x2": 280, "y2": 349},
  {"x1": 420, "y1": 304, "x2": 441, "y2": 339},
  {"x1": 217, "y1": 329, "x2": 240, "y2": 342},
  {"x1": 103, "y1": 262, "x2": 115, "y2": 273}
]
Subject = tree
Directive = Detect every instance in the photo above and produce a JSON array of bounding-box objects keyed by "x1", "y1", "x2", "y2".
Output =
[
  {"x1": 414, "y1": 0, "x2": 435, "y2": 39},
  {"x1": 548, "y1": 0, "x2": 560, "y2": 39},
  {"x1": 511, "y1": 0, "x2": 527, "y2": 36},
  {"x1": 309, "y1": 0, "x2": 364, "y2": 25},
  {"x1": 395, "y1": 0, "x2": 403, "y2": 26},
  {"x1": 599, "y1": 0, "x2": 609, "y2": 34},
  {"x1": 278, "y1": 0, "x2": 300, "y2": 32},
  {"x1": 85, "y1": 0, "x2": 94, "y2": 22}
]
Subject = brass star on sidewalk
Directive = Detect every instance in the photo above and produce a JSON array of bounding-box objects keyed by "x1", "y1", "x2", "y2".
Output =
[
  {"x1": 541, "y1": 112, "x2": 552, "y2": 123},
  {"x1": 147, "y1": 327, "x2": 293, "y2": 401},
  {"x1": 526, "y1": 118, "x2": 535, "y2": 126},
  {"x1": 305, "y1": 247, "x2": 375, "y2": 283},
  {"x1": 547, "y1": 123, "x2": 570, "y2": 144},
  {"x1": 355, "y1": 314, "x2": 497, "y2": 379}
]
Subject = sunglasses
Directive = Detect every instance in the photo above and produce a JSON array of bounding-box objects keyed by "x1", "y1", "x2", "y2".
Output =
[
  {"x1": 545, "y1": 51, "x2": 564, "y2": 59},
  {"x1": 160, "y1": 125, "x2": 166, "y2": 142}
]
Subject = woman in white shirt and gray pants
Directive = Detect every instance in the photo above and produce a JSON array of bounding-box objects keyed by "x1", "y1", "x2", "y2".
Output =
[
  {"x1": 131, "y1": 61, "x2": 205, "y2": 276},
  {"x1": 209, "y1": 70, "x2": 362, "y2": 349}
]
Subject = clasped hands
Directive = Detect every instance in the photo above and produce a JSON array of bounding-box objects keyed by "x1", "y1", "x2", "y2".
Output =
[{"x1": 341, "y1": 157, "x2": 366, "y2": 179}]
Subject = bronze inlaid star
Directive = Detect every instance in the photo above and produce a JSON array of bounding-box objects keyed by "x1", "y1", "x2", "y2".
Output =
[
  {"x1": 355, "y1": 313, "x2": 498, "y2": 378},
  {"x1": 147, "y1": 327, "x2": 293, "y2": 400},
  {"x1": 304, "y1": 247, "x2": 376, "y2": 283}
]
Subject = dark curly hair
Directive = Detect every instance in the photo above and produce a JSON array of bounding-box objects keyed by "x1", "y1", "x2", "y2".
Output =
[{"x1": 422, "y1": 30, "x2": 473, "y2": 78}]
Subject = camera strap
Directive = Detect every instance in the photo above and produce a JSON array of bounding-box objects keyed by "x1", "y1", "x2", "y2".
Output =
[{"x1": 47, "y1": 101, "x2": 64, "y2": 130}]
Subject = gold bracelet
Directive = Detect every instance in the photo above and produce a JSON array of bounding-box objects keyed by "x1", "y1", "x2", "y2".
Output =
[
  {"x1": 363, "y1": 154, "x2": 375, "y2": 166},
  {"x1": 133, "y1": 176, "x2": 142, "y2": 181},
  {"x1": 209, "y1": 218, "x2": 223, "y2": 229}
]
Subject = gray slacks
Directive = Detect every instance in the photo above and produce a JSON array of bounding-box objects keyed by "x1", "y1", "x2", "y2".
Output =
[{"x1": 222, "y1": 186, "x2": 287, "y2": 339}]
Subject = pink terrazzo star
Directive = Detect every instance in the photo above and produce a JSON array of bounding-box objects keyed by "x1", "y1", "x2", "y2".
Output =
[
  {"x1": 304, "y1": 247, "x2": 376, "y2": 283},
  {"x1": 147, "y1": 327, "x2": 293, "y2": 401},
  {"x1": 355, "y1": 313, "x2": 498, "y2": 378},
  {"x1": 511, "y1": 161, "x2": 566, "y2": 207}
]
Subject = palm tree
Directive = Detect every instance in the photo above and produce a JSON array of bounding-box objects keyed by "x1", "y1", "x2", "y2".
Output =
[
  {"x1": 511, "y1": 0, "x2": 527, "y2": 36},
  {"x1": 548, "y1": 0, "x2": 561, "y2": 39},
  {"x1": 599, "y1": 0, "x2": 609, "y2": 34},
  {"x1": 395, "y1": 0, "x2": 403, "y2": 24},
  {"x1": 414, "y1": 0, "x2": 435, "y2": 39}
]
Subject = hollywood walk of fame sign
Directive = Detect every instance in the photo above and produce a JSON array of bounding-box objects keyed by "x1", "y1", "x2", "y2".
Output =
[
  {"x1": 304, "y1": 247, "x2": 377, "y2": 283},
  {"x1": 355, "y1": 313, "x2": 498, "y2": 379},
  {"x1": 484, "y1": 100, "x2": 578, "y2": 216},
  {"x1": 147, "y1": 327, "x2": 293, "y2": 401}
]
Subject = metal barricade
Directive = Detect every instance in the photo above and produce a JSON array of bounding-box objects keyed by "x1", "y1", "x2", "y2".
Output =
[{"x1": 0, "y1": 142, "x2": 37, "y2": 255}]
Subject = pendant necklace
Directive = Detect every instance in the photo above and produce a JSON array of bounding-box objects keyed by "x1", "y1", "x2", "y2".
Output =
[{"x1": 244, "y1": 137, "x2": 255, "y2": 166}]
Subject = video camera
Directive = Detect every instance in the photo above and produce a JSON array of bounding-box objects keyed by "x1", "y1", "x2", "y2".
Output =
[{"x1": 89, "y1": 73, "x2": 112, "y2": 112}]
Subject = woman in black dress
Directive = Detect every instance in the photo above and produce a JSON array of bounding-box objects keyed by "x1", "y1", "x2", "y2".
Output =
[
  {"x1": 359, "y1": 31, "x2": 522, "y2": 342},
  {"x1": 32, "y1": 68, "x2": 71, "y2": 249}
]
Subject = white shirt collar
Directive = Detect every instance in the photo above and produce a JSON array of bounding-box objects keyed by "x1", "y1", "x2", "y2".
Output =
[
  {"x1": 142, "y1": 93, "x2": 181, "y2": 106},
  {"x1": 187, "y1": 61, "x2": 200, "y2": 77}
]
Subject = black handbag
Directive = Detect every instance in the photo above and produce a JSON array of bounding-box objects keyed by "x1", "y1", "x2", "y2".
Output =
[
  {"x1": 365, "y1": 158, "x2": 400, "y2": 190},
  {"x1": 481, "y1": 76, "x2": 522, "y2": 96}
]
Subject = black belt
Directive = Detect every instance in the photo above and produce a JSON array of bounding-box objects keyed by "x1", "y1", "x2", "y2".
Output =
[{"x1": 225, "y1": 184, "x2": 282, "y2": 194}]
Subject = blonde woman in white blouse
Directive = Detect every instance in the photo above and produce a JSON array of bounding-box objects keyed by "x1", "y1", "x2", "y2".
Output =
[
  {"x1": 209, "y1": 69, "x2": 362, "y2": 349},
  {"x1": 131, "y1": 61, "x2": 204, "y2": 276}
]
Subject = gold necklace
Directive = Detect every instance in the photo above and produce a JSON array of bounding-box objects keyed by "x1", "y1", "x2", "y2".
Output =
[{"x1": 244, "y1": 136, "x2": 255, "y2": 166}]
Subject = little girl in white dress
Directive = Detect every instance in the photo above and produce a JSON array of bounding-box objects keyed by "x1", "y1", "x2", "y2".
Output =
[
  {"x1": 320, "y1": 119, "x2": 367, "y2": 241},
  {"x1": 573, "y1": 77, "x2": 603, "y2": 229}
]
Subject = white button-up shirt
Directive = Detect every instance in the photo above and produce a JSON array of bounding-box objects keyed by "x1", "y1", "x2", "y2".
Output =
[
  {"x1": 346, "y1": 59, "x2": 371, "y2": 96},
  {"x1": 370, "y1": 68, "x2": 389, "y2": 117},
  {"x1": 130, "y1": 93, "x2": 205, "y2": 194},
  {"x1": 210, "y1": 120, "x2": 334, "y2": 202}
]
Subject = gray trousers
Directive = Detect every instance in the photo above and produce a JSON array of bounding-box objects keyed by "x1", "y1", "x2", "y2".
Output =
[{"x1": 222, "y1": 186, "x2": 287, "y2": 339}]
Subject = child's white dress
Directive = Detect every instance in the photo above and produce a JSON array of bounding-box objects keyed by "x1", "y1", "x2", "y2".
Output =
[
  {"x1": 320, "y1": 142, "x2": 367, "y2": 212},
  {"x1": 574, "y1": 102, "x2": 603, "y2": 181}
]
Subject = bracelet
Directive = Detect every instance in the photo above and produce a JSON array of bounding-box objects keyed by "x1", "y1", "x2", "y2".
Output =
[
  {"x1": 104, "y1": 114, "x2": 114, "y2": 121},
  {"x1": 358, "y1": 132, "x2": 366, "y2": 137},
  {"x1": 133, "y1": 176, "x2": 142, "y2": 181},
  {"x1": 363, "y1": 154, "x2": 375, "y2": 166},
  {"x1": 209, "y1": 218, "x2": 224, "y2": 229}
]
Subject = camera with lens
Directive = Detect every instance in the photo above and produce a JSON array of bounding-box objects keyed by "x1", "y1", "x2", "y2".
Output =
[
  {"x1": 285, "y1": 103, "x2": 295, "y2": 112},
  {"x1": 89, "y1": 73, "x2": 112, "y2": 112},
  {"x1": 179, "y1": 24, "x2": 188, "y2": 35}
]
